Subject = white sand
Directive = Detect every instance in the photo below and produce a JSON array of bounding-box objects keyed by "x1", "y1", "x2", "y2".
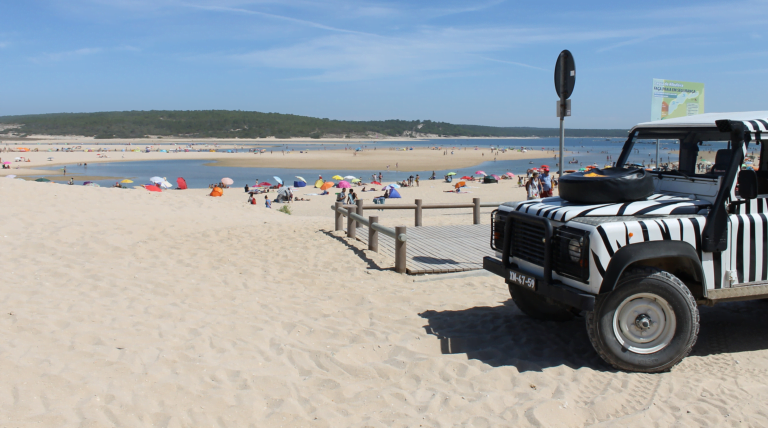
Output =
[{"x1": 3, "y1": 178, "x2": 768, "y2": 427}]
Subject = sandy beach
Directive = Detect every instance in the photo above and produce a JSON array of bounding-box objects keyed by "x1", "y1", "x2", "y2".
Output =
[
  {"x1": 3, "y1": 174, "x2": 768, "y2": 427},
  {"x1": 0, "y1": 140, "x2": 555, "y2": 179}
]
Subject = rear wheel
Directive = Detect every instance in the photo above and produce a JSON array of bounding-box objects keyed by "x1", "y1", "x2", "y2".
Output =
[
  {"x1": 586, "y1": 268, "x2": 699, "y2": 372},
  {"x1": 508, "y1": 283, "x2": 579, "y2": 322}
]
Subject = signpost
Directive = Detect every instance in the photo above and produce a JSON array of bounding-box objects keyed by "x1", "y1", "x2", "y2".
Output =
[{"x1": 555, "y1": 50, "x2": 575, "y2": 177}]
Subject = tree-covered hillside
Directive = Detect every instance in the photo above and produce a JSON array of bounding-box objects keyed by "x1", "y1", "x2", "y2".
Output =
[{"x1": 0, "y1": 110, "x2": 628, "y2": 139}]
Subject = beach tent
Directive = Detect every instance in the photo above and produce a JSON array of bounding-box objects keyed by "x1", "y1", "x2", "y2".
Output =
[
  {"x1": 388, "y1": 188, "x2": 402, "y2": 198},
  {"x1": 176, "y1": 177, "x2": 188, "y2": 189},
  {"x1": 210, "y1": 186, "x2": 223, "y2": 197},
  {"x1": 314, "y1": 179, "x2": 324, "y2": 188},
  {"x1": 293, "y1": 181, "x2": 306, "y2": 187}
]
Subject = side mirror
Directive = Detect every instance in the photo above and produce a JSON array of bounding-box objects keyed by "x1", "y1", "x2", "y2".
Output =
[{"x1": 738, "y1": 169, "x2": 758, "y2": 199}]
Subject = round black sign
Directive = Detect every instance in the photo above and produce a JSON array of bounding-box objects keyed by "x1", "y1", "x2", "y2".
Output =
[{"x1": 554, "y1": 50, "x2": 576, "y2": 99}]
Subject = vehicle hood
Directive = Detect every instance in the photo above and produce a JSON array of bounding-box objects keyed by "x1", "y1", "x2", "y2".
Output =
[{"x1": 501, "y1": 194, "x2": 711, "y2": 222}]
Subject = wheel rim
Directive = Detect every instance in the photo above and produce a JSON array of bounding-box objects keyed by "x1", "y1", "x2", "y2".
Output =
[{"x1": 612, "y1": 292, "x2": 676, "y2": 354}]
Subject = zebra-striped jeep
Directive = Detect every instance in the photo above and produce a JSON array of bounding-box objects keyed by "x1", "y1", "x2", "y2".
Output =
[{"x1": 484, "y1": 112, "x2": 768, "y2": 372}]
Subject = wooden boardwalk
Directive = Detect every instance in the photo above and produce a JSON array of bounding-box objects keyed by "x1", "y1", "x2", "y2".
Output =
[{"x1": 351, "y1": 224, "x2": 494, "y2": 275}]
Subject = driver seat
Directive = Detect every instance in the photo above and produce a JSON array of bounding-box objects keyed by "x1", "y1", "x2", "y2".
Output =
[{"x1": 711, "y1": 149, "x2": 731, "y2": 176}]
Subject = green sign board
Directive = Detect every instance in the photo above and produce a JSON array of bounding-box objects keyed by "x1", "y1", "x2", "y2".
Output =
[{"x1": 651, "y1": 79, "x2": 705, "y2": 121}]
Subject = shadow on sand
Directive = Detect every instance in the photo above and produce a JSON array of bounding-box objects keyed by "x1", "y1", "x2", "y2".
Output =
[{"x1": 420, "y1": 299, "x2": 768, "y2": 372}]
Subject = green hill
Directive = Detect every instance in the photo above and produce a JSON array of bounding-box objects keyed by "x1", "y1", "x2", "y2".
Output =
[{"x1": 0, "y1": 110, "x2": 628, "y2": 139}]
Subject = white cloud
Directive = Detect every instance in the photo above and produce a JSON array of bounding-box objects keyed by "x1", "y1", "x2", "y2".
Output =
[{"x1": 30, "y1": 47, "x2": 103, "y2": 63}]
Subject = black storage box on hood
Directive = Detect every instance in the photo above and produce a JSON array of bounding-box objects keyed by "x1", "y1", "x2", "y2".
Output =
[{"x1": 559, "y1": 168, "x2": 654, "y2": 204}]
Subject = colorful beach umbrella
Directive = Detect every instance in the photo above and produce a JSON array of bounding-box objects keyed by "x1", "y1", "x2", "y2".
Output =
[
  {"x1": 273, "y1": 176, "x2": 283, "y2": 185},
  {"x1": 144, "y1": 184, "x2": 162, "y2": 192},
  {"x1": 461, "y1": 176, "x2": 473, "y2": 180},
  {"x1": 320, "y1": 182, "x2": 334, "y2": 191},
  {"x1": 343, "y1": 175, "x2": 356, "y2": 180},
  {"x1": 455, "y1": 181, "x2": 466, "y2": 189},
  {"x1": 332, "y1": 175, "x2": 344, "y2": 180},
  {"x1": 221, "y1": 177, "x2": 234, "y2": 185},
  {"x1": 371, "y1": 181, "x2": 382, "y2": 185},
  {"x1": 491, "y1": 174, "x2": 501, "y2": 180},
  {"x1": 475, "y1": 171, "x2": 487, "y2": 176},
  {"x1": 295, "y1": 176, "x2": 306, "y2": 182},
  {"x1": 176, "y1": 177, "x2": 188, "y2": 189},
  {"x1": 351, "y1": 178, "x2": 361, "y2": 183},
  {"x1": 120, "y1": 179, "x2": 133, "y2": 183},
  {"x1": 446, "y1": 172, "x2": 457, "y2": 176},
  {"x1": 505, "y1": 172, "x2": 515, "y2": 177},
  {"x1": 314, "y1": 179, "x2": 324, "y2": 188},
  {"x1": 337, "y1": 181, "x2": 351, "y2": 188},
  {"x1": 258, "y1": 182, "x2": 272, "y2": 187}
]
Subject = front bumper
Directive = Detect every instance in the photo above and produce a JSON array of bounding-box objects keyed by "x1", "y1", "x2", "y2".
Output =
[{"x1": 483, "y1": 256, "x2": 595, "y2": 311}]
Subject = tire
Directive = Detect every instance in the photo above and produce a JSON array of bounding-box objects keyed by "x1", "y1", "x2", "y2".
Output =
[
  {"x1": 586, "y1": 267, "x2": 699, "y2": 373},
  {"x1": 559, "y1": 167, "x2": 654, "y2": 204},
  {"x1": 509, "y1": 283, "x2": 579, "y2": 322}
]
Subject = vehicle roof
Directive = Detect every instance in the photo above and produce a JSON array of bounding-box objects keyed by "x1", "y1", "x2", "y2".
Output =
[{"x1": 629, "y1": 111, "x2": 768, "y2": 141}]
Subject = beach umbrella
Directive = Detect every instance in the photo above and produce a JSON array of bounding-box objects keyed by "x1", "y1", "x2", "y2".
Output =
[
  {"x1": 83, "y1": 181, "x2": 93, "y2": 185},
  {"x1": 295, "y1": 176, "x2": 306, "y2": 182},
  {"x1": 351, "y1": 178, "x2": 361, "y2": 183},
  {"x1": 447, "y1": 172, "x2": 457, "y2": 176},
  {"x1": 332, "y1": 175, "x2": 344, "y2": 180},
  {"x1": 491, "y1": 174, "x2": 501, "y2": 180},
  {"x1": 343, "y1": 175, "x2": 356, "y2": 180},
  {"x1": 383, "y1": 185, "x2": 397, "y2": 191},
  {"x1": 455, "y1": 181, "x2": 466, "y2": 189},
  {"x1": 337, "y1": 181, "x2": 351, "y2": 188},
  {"x1": 160, "y1": 181, "x2": 173, "y2": 189},
  {"x1": 176, "y1": 177, "x2": 188, "y2": 190},
  {"x1": 371, "y1": 181, "x2": 382, "y2": 185},
  {"x1": 320, "y1": 181, "x2": 334, "y2": 191},
  {"x1": 461, "y1": 176, "x2": 473, "y2": 180},
  {"x1": 121, "y1": 179, "x2": 133, "y2": 183},
  {"x1": 144, "y1": 184, "x2": 162, "y2": 192},
  {"x1": 272, "y1": 176, "x2": 283, "y2": 185},
  {"x1": 150, "y1": 176, "x2": 164, "y2": 184},
  {"x1": 35, "y1": 178, "x2": 51, "y2": 182},
  {"x1": 258, "y1": 182, "x2": 272, "y2": 187},
  {"x1": 222, "y1": 177, "x2": 234, "y2": 185},
  {"x1": 314, "y1": 179, "x2": 324, "y2": 188},
  {"x1": 505, "y1": 172, "x2": 515, "y2": 177},
  {"x1": 475, "y1": 171, "x2": 487, "y2": 176}
]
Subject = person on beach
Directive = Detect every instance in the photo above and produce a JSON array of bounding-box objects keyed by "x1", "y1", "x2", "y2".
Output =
[
  {"x1": 415, "y1": 174, "x2": 420, "y2": 187},
  {"x1": 540, "y1": 168, "x2": 553, "y2": 197},
  {"x1": 526, "y1": 172, "x2": 541, "y2": 200},
  {"x1": 244, "y1": 184, "x2": 249, "y2": 193},
  {"x1": 69, "y1": 178, "x2": 74, "y2": 185},
  {"x1": 337, "y1": 189, "x2": 347, "y2": 203},
  {"x1": 265, "y1": 195, "x2": 272, "y2": 208}
]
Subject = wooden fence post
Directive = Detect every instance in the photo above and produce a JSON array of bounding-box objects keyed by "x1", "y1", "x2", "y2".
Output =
[
  {"x1": 335, "y1": 202, "x2": 343, "y2": 231},
  {"x1": 368, "y1": 216, "x2": 378, "y2": 252},
  {"x1": 347, "y1": 207, "x2": 356, "y2": 239},
  {"x1": 415, "y1": 199, "x2": 423, "y2": 227},
  {"x1": 356, "y1": 199, "x2": 364, "y2": 228},
  {"x1": 395, "y1": 225, "x2": 406, "y2": 274},
  {"x1": 473, "y1": 198, "x2": 481, "y2": 225}
]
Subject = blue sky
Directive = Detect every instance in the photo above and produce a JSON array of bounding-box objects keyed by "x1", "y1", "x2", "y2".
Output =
[{"x1": 1, "y1": 0, "x2": 767, "y2": 128}]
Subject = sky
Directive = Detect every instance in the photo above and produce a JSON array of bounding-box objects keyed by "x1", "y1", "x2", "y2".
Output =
[{"x1": 1, "y1": 0, "x2": 767, "y2": 129}]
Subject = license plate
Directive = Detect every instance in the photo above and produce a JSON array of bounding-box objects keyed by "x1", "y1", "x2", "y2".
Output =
[{"x1": 510, "y1": 269, "x2": 537, "y2": 290}]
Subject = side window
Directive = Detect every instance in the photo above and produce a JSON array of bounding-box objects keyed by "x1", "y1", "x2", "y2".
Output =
[{"x1": 757, "y1": 141, "x2": 768, "y2": 195}]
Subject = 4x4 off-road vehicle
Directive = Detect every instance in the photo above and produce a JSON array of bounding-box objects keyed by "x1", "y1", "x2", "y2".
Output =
[{"x1": 484, "y1": 112, "x2": 768, "y2": 372}]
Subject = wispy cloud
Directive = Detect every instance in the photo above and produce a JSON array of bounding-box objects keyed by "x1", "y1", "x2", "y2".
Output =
[
  {"x1": 478, "y1": 56, "x2": 546, "y2": 71},
  {"x1": 30, "y1": 47, "x2": 103, "y2": 63}
]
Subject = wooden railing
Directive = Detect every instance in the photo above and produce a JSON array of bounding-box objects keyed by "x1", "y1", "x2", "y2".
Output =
[{"x1": 331, "y1": 198, "x2": 501, "y2": 273}]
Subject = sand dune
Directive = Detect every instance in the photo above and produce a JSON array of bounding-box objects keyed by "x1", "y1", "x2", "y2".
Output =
[{"x1": 3, "y1": 178, "x2": 768, "y2": 427}]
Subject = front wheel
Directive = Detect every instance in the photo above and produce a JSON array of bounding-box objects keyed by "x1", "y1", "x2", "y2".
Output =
[
  {"x1": 509, "y1": 283, "x2": 579, "y2": 322},
  {"x1": 586, "y1": 268, "x2": 699, "y2": 373}
]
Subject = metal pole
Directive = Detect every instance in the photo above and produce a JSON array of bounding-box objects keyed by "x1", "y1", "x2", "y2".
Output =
[
  {"x1": 473, "y1": 198, "x2": 481, "y2": 225},
  {"x1": 655, "y1": 139, "x2": 660, "y2": 170},
  {"x1": 415, "y1": 199, "x2": 422, "y2": 227},
  {"x1": 356, "y1": 199, "x2": 364, "y2": 228},
  {"x1": 334, "y1": 202, "x2": 343, "y2": 231},
  {"x1": 558, "y1": 51, "x2": 566, "y2": 178},
  {"x1": 347, "y1": 208, "x2": 356, "y2": 239},
  {"x1": 368, "y1": 216, "x2": 378, "y2": 252},
  {"x1": 395, "y1": 226, "x2": 406, "y2": 274}
]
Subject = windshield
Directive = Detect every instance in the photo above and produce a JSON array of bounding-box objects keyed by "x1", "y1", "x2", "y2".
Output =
[{"x1": 619, "y1": 134, "x2": 733, "y2": 176}]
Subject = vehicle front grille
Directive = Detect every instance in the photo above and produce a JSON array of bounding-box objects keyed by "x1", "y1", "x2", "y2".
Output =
[{"x1": 510, "y1": 218, "x2": 547, "y2": 265}]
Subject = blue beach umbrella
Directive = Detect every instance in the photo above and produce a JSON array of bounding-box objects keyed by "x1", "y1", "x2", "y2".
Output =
[{"x1": 273, "y1": 176, "x2": 283, "y2": 185}]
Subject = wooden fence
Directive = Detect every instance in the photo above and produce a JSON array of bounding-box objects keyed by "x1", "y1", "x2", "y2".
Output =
[{"x1": 331, "y1": 198, "x2": 501, "y2": 273}]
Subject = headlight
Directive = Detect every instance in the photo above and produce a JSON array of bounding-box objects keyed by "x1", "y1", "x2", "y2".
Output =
[{"x1": 568, "y1": 237, "x2": 584, "y2": 262}]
